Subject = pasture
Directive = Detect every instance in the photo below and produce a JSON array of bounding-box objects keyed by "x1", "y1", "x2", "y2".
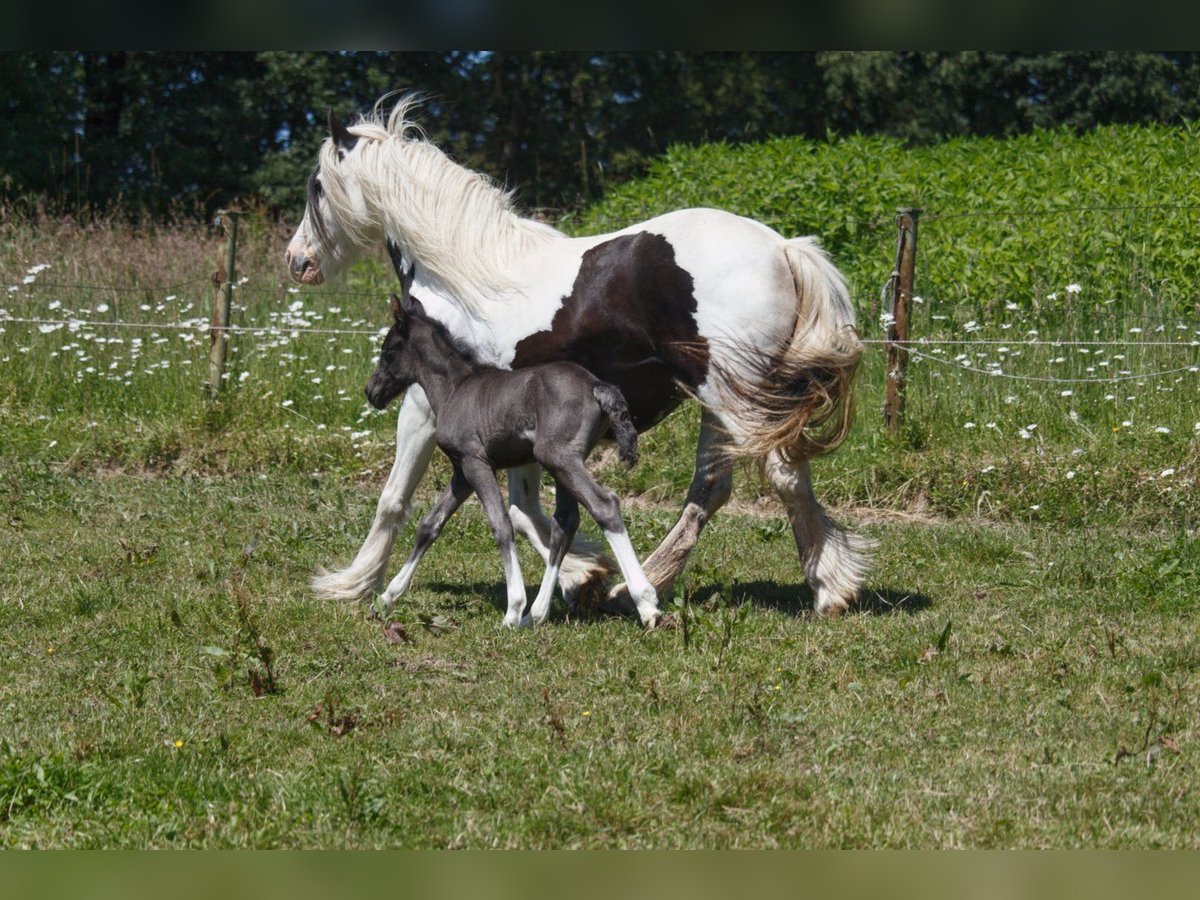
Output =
[{"x1": 2, "y1": 125, "x2": 1199, "y2": 847}]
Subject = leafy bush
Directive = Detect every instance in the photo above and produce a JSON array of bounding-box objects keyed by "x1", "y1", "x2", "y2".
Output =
[{"x1": 573, "y1": 124, "x2": 1200, "y2": 315}]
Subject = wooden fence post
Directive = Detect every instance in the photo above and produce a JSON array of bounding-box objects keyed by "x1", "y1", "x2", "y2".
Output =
[
  {"x1": 883, "y1": 207, "x2": 920, "y2": 436},
  {"x1": 207, "y1": 210, "x2": 240, "y2": 400}
]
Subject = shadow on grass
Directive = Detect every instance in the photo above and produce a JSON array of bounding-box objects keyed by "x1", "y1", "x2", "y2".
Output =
[
  {"x1": 422, "y1": 579, "x2": 932, "y2": 622},
  {"x1": 709, "y1": 581, "x2": 932, "y2": 617}
]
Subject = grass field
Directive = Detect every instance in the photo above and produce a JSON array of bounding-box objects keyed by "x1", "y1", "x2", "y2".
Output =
[
  {"x1": 2, "y1": 125, "x2": 1199, "y2": 847},
  {"x1": 1, "y1": 470, "x2": 1197, "y2": 848}
]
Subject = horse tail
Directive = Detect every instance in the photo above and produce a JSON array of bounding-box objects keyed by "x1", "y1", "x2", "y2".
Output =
[
  {"x1": 593, "y1": 383, "x2": 639, "y2": 468},
  {"x1": 724, "y1": 236, "x2": 863, "y2": 465}
]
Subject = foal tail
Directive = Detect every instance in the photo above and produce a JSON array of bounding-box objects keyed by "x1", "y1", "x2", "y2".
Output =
[
  {"x1": 725, "y1": 236, "x2": 863, "y2": 465},
  {"x1": 593, "y1": 383, "x2": 639, "y2": 468}
]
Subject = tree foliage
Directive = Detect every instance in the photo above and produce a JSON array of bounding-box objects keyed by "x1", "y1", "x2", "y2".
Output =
[{"x1": 2, "y1": 51, "x2": 1198, "y2": 220}]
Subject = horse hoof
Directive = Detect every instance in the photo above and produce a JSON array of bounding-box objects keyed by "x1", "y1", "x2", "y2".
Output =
[
  {"x1": 646, "y1": 612, "x2": 677, "y2": 631},
  {"x1": 603, "y1": 582, "x2": 639, "y2": 616}
]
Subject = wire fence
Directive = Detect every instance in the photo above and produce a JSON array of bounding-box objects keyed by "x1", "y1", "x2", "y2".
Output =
[{"x1": 5, "y1": 202, "x2": 1200, "y2": 394}]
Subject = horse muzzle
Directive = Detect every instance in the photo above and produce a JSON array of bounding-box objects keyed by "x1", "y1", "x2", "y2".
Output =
[
  {"x1": 364, "y1": 375, "x2": 398, "y2": 410},
  {"x1": 286, "y1": 251, "x2": 325, "y2": 285}
]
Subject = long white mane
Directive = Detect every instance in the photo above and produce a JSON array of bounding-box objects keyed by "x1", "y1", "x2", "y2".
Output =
[{"x1": 318, "y1": 95, "x2": 563, "y2": 305}]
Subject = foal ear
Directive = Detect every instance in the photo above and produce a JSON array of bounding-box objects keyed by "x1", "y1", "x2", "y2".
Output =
[
  {"x1": 389, "y1": 293, "x2": 404, "y2": 322},
  {"x1": 326, "y1": 109, "x2": 358, "y2": 155},
  {"x1": 399, "y1": 291, "x2": 424, "y2": 320}
]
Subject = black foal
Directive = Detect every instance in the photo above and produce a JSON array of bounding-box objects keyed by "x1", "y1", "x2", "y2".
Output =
[{"x1": 365, "y1": 292, "x2": 663, "y2": 628}]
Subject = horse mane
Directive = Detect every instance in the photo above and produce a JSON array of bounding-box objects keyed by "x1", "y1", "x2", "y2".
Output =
[{"x1": 319, "y1": 94, "x2": 563, "y2": 309}]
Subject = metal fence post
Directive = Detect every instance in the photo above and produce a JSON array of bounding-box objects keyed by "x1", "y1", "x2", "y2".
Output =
[
  {"x1": 207, "y1": 210, "x2": 240, "y2": 400},
  {"x1": 884, "y1": 207, "x2": 920, "y2": 436}
]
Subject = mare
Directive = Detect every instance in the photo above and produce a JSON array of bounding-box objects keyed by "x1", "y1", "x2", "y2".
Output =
[{"x1": 285, "y1": 96, "x2": 870, "y2": 617}]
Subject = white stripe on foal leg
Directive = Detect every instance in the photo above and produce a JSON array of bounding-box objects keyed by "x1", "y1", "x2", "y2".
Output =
[
  {"x1": 527, "y1": 561, "x2": 560, "y2": 627},
  {"x1": 380, "y1": 558, "x2": 420, "y2": 608},
  {"x1": 501, "y1": 542, "x2": 529, "y2": 628},
  {"x1": 603, "y1": 527, "x2": 661, "y2": 626}
]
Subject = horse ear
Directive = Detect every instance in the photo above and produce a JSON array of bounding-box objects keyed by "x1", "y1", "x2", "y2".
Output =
[{"x1": 327, "y1": 108, "x2": 358, "y2": 154}]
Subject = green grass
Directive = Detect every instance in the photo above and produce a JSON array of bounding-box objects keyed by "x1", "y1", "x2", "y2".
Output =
[
  {"x1": 1, "y1": 469, "x2": 1197, "y2": 848},
  {"x1": 2, "y1": 128, "x2": 1199, "y2": 846}
]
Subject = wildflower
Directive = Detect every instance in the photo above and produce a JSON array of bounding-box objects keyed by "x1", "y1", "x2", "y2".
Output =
[
  {"x1": 46, "y1": 646, "x2": 54, "y2": 654},
  {"x1": 1160, "y1": 469, "x2": 1176, "y2": 478},
  {"x1": 174, "y1": 740, "x2": 184, "y2": 749},
  {"x1": 1066, "y1": 471, "x2": 1076, "y2": 480},
  {"x1": 1005, "y1": 301, "x2": 1018, "y2": 311},
  {"x1": 963, "y1": 422, "x2": 976, "y2": 429},
  {"x1": 1066, "y1": 283, "x2": 1082, "y2": 294},
  {"x1": 95, "y1": 303, "x2": 109, "y2": 313},
  {"x1": 1060, "y1": 390, "x2": 1073, "y2": 398},
  {"x1": 281, "y1": 399, "x2": 294, "y2": 408},
  {"x1": 1155, "y1": 426, "x2": 1170, "y2": 434},
  {"x1": 1030, "y1": 504, "x2": 1041, "y2": 511},
  {"x1": 582, "y1": 710, "x2": 591, "y2": 717},
  {"x1": 981, "y1": 465, "x2": 995, "y2": 474}
]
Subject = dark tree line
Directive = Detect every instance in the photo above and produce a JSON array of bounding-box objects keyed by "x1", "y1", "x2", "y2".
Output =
[{"x1": 3, "y1": 51, "x2": 1199, "y2": 220}]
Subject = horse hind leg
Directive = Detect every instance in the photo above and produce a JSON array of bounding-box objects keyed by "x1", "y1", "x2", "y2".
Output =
[
  {"x1": 607, "y1": 410, "x2": 733, "y2": 607},
  {"x1": 507, "y1": 464, "x2": 615, "y2": 613},
  {"x1": 764, "y1": 452, "x2": 872, "y2": 617}
]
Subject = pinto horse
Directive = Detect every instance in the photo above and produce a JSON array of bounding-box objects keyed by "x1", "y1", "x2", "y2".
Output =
[{"x1": 285, "y1": 96, "x2": 870, "y2": 618}]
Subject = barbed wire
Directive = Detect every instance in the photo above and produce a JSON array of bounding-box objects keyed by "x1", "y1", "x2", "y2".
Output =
[
  {"x1": 0, "y1": 314, "x2": 383, "y2": 337},
  {"x1": 900, "y1": 344, "x2": 1200, "y2": 384},
  {"x1": 6, "y1": 277, "x2": 214, "y2": 294},
  {"x1": 861, "y1": 337, "x2": 1200, "y2": 347},
  {"x1": 860, "y1": 202, "x2": 1200, "y2": 229},
  {"x1": 6, "y1": 311, "x2": 1200, "y2": 350},
  {"x1": 6, "y1": 280, "x2": 389, "y2": 300}
]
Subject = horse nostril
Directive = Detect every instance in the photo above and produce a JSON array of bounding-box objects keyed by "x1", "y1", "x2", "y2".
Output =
[{"x1": 291, "y1": 255, "x2": 309, "y2": 278}]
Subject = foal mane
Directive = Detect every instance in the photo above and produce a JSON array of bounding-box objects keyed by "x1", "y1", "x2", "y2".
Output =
[
  {"x1": 408, "y1": 296, "x2": 490, "y2": 372},
  {"x1": 320, "y1": 94, "x2": 563, "y2": 309}
]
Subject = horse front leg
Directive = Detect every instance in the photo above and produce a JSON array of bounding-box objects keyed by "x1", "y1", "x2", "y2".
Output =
[
  {"x1": 607, "y1": 410, "x2": 732, "y2": 607},
  {"x1": 311, "y1": 386, "x2": 438, "y2": 601},
  {"x1": 506, "y1": 463, "x2": 615, "y2": 613}
]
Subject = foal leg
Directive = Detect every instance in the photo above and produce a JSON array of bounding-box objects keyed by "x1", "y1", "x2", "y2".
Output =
[
  {"x1": 524, "y1": 483, "x2": 580, "y2": 628},
  {"x1": 311, "y1": 387, "x2": 438, "y2": 601},
  {"x1": 507, "y1": 465, "x2": 615, "y2": 609},
  {"x1": 461, "y1": 459, "x2": 529, "y2": 628},
  {"x1": 608, "y1": 410, "x2": 733, "y2": 606},
  {"x1": 554, "y1": 461, "x2": 662, "y2": 628},
  {"x1": 764, "y1": 452, "x2": 872, "y2": 617},
  {"x1": 378, "y1": 469, "x2": 474, "y2": 611}
]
